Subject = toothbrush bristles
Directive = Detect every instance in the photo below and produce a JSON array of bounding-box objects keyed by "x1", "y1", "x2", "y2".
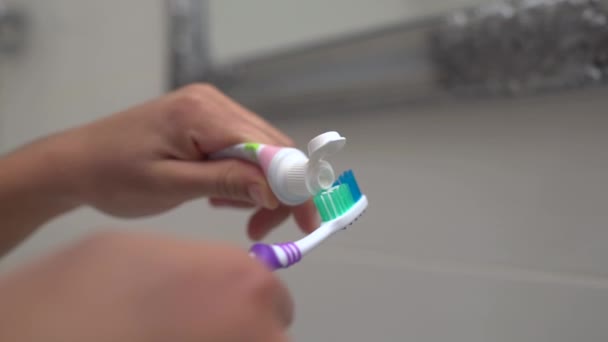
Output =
[{"x1": 315, "y1": 169, "x2": 363, "y2": 222}]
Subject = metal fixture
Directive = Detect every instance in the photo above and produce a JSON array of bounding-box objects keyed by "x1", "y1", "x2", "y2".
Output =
[
  {"x1": 166, "y1": 0, "x2": 608, "y2": 118},
  {"x1": 166, "y1": 0, "x2": 210, "y2": 89},
  {"x1": 431, "y1": 0, "x2": 608, "y2": 96},
  {"x1": 0, "y1": 1, "x2": 26, "y2": 56}
]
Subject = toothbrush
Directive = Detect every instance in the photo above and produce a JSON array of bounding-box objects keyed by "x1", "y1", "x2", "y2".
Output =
[
  {"x1": 210, "y1": 131, "x2": 368, "y2": 270},
  {"x1": 250, "y1": 169, "x2": 368, "y2": 270}
]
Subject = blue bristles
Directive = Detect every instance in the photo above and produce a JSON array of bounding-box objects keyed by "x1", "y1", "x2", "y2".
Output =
[{"x1": 333, "y1": 169, "x2": 362, "y2": 201}]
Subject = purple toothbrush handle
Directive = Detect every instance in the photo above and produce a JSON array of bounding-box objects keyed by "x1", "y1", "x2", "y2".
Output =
[{"x1": 249, "y1": 242, "x2": 302, "y2": 271}]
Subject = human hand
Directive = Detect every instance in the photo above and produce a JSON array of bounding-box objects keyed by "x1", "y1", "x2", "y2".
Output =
[
  {"x1": 52, "y1": 84, "x2": 319, "y2": 239},
  {"x1": 0, "y1": 230, "x2": 293, "y2": 341}
]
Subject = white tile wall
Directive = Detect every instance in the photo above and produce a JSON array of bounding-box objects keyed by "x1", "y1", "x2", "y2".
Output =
[
  {"x1": 0, "y1": 0, "x2": 166, "y2": 151},
  {"x1": 1, "y1": 1, "x2": 608, "y2": 341}
]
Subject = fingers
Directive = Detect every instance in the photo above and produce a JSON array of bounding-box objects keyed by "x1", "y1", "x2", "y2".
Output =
[
  {"x1": 163, "y1": 84, "x2": 318, "y2": 243},
  {"x1": 212, "y1": 199, "x2": 319, "y2": 239},
  {"x1": 211, "y1": 198, "x2": 319, "y2": 238},
  {"x1": 157, "y1": 159, "x2": 280, "y2": 209},
  {"x1": 292, "y1": 200, "x2": 321, "y2": 234},
  {"x1": 270, "y1": 333, "x2": 291, "y2": 342},
  {"x1": 271, "y1": 279, "x2": 294, "y2": 329},
  {"x1": 247, "y1": 206, "x2": 291, "y2": 240},
  {"x1": 209, "y1": 197, "x2": 256, "y2": 209},
  {"x1": 204, "y1": 85, "x2": 294, "y2": 147},
  {"x1": 238, "y1": 251, "x2": 293, "y2": 330},
  {"x1": 171, "y1": 84, "x2": 294, "y2": 150}
]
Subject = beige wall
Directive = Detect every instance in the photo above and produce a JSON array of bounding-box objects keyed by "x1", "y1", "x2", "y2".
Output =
[{"x1": 2, "y1": 1, "x2": 608, "y2": 341}]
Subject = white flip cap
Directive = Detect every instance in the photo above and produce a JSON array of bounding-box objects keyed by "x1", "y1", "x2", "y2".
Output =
[
  {"x1": 305, "y1": 131, "x2": 346, "y2": 194},
  {"x1": 269, "y1": 131, "x2": 346, "y2": 205},
  {"x1": 307, "y1": 131, "x2": 346, "y2": 163}
]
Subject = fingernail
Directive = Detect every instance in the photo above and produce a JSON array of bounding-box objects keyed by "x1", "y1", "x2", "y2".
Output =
[{"x1": 248, "y1": 184, "x2": 265, "y2": 207}]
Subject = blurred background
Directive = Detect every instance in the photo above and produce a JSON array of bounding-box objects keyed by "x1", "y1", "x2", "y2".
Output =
[{"x1": 2, "y1": 0, "x2": 608, "y2": 341}]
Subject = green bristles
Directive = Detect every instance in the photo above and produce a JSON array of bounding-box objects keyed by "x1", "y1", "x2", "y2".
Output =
[{"x1": 313, "y1": 183, "x2": 356, "y2": 222}]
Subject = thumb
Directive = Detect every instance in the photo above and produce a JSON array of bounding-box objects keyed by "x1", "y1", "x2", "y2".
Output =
[{"x1": 159, "y1": 159, "x2": 279, "y2": 209}]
